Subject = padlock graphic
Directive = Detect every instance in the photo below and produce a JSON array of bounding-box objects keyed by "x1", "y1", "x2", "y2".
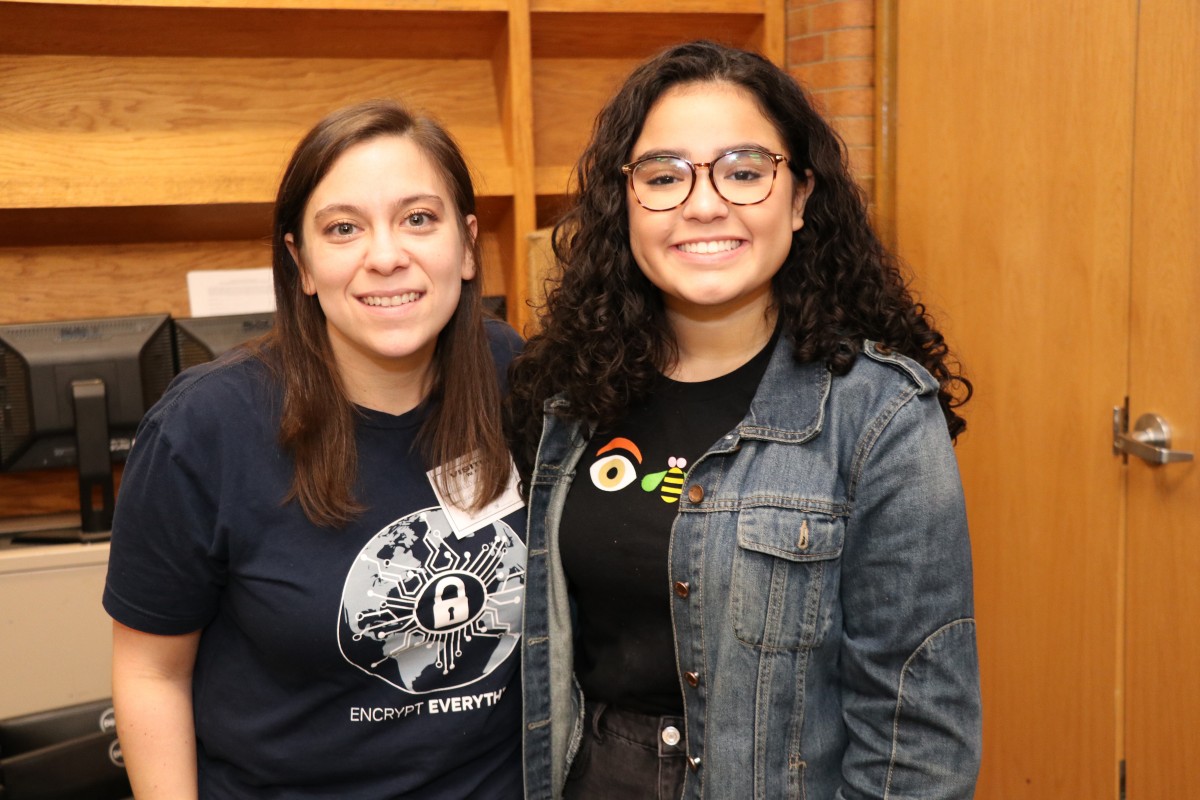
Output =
[{"x1": 432, "y1": 576, "x2": 470, "y2": 629}]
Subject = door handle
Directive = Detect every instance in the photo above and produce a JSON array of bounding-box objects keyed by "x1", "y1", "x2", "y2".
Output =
[{"x1": 1112, "y1": 408, "x2": 1195, "y2": 465}]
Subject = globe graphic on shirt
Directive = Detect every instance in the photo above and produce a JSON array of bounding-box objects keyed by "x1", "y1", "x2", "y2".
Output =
[{"x1": 338, "y1": 507, "x2": 525, "y2": 694}]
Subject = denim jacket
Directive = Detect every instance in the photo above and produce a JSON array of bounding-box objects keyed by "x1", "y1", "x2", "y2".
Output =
[{"x1": 521, "y1": 337, "x2": 982, "y2": 799}]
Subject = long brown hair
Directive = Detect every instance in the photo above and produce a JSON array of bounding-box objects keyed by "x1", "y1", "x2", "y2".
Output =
[{"x1": 263, "y1": 99, "x2": 510, "y2": 527}]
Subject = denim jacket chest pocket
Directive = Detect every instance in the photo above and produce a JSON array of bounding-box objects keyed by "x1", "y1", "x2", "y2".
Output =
[{"x1": 731, "y1": 505, "x2": 845, "y2": 651}]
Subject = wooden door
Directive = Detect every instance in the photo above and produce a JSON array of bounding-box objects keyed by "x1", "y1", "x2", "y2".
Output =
[
  {"x1": 892, "y1": 1, "x2": 1138, "y2": 797},
  {"x1": 1124, "y1": 0, "x2": 1200, "y2": 795},
  {"x1": 892, "y1": 0, "x2": 1200, "y2": 796}
]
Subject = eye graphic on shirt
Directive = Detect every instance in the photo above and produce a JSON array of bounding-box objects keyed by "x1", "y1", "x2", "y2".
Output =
[
  {"x1": 640, "y1": 456, "x2": 687, "y2": 503},
  {"x1": 588, "y1": 437, "x2": 643, "y2": 492}
]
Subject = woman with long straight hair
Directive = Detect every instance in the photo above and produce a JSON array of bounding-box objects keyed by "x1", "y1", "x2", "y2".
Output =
[{"x1": 106, "y1": 99, "x2": 525, "y2": 798}]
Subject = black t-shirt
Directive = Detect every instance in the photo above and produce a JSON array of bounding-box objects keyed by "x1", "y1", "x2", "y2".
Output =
[
  {"x1": 104, "y1": 321, "x2": 526, "y2": 798},
  {"x1": 558, "y1": 334, "x2": 775, "y2": 715}
]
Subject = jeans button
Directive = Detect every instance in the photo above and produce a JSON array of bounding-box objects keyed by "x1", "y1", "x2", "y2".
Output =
[
  {"x1": 688, "y1": 756, "x2": 702, "y2": 771},
  {"x1": 673, "y1": 580, "x2": 690, "y2": 598},
  {"x1": 683, "y1": 670, "x2": 699, "y2": 687},
  {"x1": 661, "y1": 725, "x2": 681, "y2": 747},
  {"x1": 687, "y1": 484, "x2": 704, "y2": 503}
]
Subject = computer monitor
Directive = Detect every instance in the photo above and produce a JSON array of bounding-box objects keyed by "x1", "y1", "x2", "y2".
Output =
[
  {"x1": 172, "y1": 312, "x2": 275, "y2": 372},
  {"x1": 0, "y1": 314, "x2": 174, "y2": 539}
]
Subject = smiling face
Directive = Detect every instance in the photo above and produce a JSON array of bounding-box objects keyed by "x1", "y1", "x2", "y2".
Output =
[
  {"x1": 626, "y1": 81, "x2": 811, "y2": 326},
  {"x1": 285, "y1": 134, "x2": 476, "y2": 401}
]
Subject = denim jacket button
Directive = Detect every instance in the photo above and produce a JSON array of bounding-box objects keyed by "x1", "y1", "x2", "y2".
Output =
[
  {"x1": 687, "y1": 484, "x2": 704, "y2": 503},
  {"x1": 661, "y1": 725, "x2": 681, "y2": 747},
  {"x1": 684, "y1": 670, "x2": 700, "y2": 687},
  {"x1": 673, "y1": 581, "x2": 690, "y2": 598},
  {"x1": 687, "y1": 756, "x2": 702, "y2": 771}
]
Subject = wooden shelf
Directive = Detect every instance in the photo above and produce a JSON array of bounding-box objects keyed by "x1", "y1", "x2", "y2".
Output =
[
  {"x1": 0, "y1": 0, "x2": 782, "y2": 517},
  {"x1": 0, "y1": 53, "x2": 514, "y2": 208},
  {"x1": 530, "y1": 11, "x2": 767, "y2": 58},
  {"x1": 0, "y1": 204, "x2": 271, "y2": 246},
  {"x1": 530, "y1": 0, "x2": 765, "y2": 12},
  {"x1": 0, "y1": 4, "x2": 508, "y2": 57},
  {"x1": 1, "y1": 4, "x2": 511, "y2": 211},
  {"x1": 10, "y1": 0, "x2": 510, "y2": 12}
]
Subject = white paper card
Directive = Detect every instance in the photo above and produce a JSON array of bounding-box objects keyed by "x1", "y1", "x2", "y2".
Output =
[
  {"x1": 187, "y1": 268, "x2": 276, "y2": 317},
  {"x1": 427, "y1": 452, "x2": 524, "y2": 538}
]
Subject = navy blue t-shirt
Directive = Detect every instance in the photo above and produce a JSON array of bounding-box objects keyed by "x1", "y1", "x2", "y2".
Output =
[{"x1": 104, "y1": 321, "x2": 526, "y2": 798}]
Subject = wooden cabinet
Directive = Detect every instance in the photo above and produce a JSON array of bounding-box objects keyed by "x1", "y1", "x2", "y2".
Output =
[
  {"x1": 0, "y1": 542, "x2": 113, "y2": 717},
  {"x1": 0, "y1": 0, "x2": 783, "y2": 518}
]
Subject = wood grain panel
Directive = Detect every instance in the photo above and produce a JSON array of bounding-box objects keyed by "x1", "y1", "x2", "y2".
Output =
[
  {"x1": 531, "y1": 0, "x2": 763, "y2": 12},
  {"x1": 494, "y1": 0, "x2": 537, "y2": 330},
  {"x1": 0, "y1": 241, "x2": 271, "y2": 323},
  {"x1": 531, "y1": 12, "x2": 764, "y2": 59},
  {"x1": 1125, "y1": 0, "x2": 1200, "y2": 795},
  {"x1": 475, "y1": 202, "x2": 509, "y2": 299},
  {"x1": 895, "y1": 2, "x2": 1137, "y2": 797},
  {"x1": 0, "y1": 3, "x2": 506, "y2": 57},
  {"x1": 0, "y1": 469, "x2": 121, "y2": 519},
  {"x1": 12, "y1": 0, "x2": 508, "y2": 10},
  {"x1": 531, "y1": 57, "x2": 635, "y2": 190},
  {"x1": 0, "y1": 56, "x2": 512, "y2": 209},
  {"x1": 0, "y1": 204, "x2": 273, "y2": 247}
]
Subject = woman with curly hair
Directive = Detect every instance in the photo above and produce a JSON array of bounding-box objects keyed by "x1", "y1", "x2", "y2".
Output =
[{"x1": 507, "y1": 41, "x2": 981, "y2": 799}]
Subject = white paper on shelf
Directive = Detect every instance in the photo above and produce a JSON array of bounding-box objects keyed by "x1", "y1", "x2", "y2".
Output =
[{"x1": 186, "y1": 268, "x2": 276, "y2": 317}]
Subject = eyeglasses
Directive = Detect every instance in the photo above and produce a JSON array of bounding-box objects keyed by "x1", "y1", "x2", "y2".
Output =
[{"x1": 621, "y1": 148, "x2": 789, "y2": 212}]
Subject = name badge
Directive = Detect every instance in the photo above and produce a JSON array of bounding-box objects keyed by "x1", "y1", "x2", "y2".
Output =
[{"x1": 427, "y1": 452, "x2": 524, "y2": 538}]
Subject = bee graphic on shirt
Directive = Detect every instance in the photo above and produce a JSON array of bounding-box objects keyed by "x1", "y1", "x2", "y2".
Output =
[
  {"x1": 640, "y1": 457, "x2": 687, "y2": 504},
  {"x1": 587, "y1": 437, "x2": 687, "y2": 504}
]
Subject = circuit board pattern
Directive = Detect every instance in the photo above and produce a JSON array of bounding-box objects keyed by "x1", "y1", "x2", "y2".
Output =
[{"x1": 338, "y1": 507, "x2": 526, "y2": 694}]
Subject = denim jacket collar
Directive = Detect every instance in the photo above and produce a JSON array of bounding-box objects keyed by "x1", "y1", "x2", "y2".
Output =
[
  {"x1": 738, "y1": 339, "x2": 829, "y2": 444},
  {"x1": 739, "y1": 336, "x2": 940, "y2": 443}
]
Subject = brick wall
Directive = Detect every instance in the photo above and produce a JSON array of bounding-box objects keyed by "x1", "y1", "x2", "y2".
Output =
[{"x1": 786, "y1": 0, "x2": 877, "y2": 201}]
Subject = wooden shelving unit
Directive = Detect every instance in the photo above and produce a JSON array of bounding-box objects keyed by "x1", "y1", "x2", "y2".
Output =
[{"x1": 0, "y1": 0, "x2": 783, "y2": 517}]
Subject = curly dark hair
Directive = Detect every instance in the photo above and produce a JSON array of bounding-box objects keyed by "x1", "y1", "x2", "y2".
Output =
[{"x1": 506, "y1": 40, "x2": 971, "y2": 480}]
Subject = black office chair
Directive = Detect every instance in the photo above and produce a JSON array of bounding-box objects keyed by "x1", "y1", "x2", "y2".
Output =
[{"x1": 0, "y1": 698, "x2": 131, "y2": 800}]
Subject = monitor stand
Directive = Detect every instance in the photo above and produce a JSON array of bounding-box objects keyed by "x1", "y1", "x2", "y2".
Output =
[{"x1": 72, "y1": 378, "x2": 116, "y2": 534}]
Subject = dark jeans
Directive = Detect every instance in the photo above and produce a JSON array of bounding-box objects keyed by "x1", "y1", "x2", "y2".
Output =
[{"x1": 563, "y1": 701, "x2": 687, "y2": 800}]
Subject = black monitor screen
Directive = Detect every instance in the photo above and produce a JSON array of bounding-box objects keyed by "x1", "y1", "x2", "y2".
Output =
[
  {"x1": 0, "y1": 314, "x2": 174, "y2": 535},
  {"x1": 173, "y1": 312, "x2": 274, "y2": 373}
]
